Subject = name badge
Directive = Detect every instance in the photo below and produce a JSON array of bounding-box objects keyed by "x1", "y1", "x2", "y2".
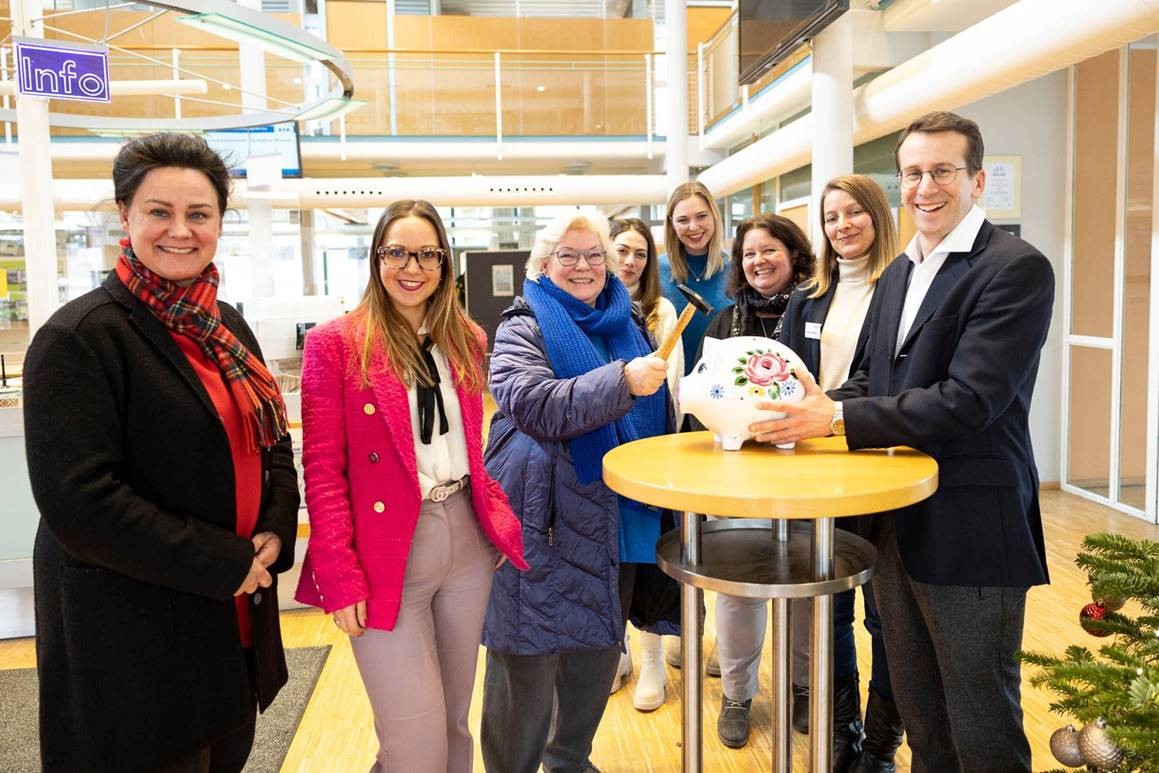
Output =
[{"x1": 805, "y1": 322, "x2": 822, "y2": 340}]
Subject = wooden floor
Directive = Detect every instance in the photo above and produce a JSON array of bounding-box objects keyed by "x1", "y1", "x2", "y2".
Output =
[{"x1": 1, "y1": 490, "x2": 1156, "y2": 772}]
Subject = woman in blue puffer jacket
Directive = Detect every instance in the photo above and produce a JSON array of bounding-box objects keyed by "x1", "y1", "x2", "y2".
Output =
[{"x1": 480, "y1": 209, "x2": 681, "y2": 773}]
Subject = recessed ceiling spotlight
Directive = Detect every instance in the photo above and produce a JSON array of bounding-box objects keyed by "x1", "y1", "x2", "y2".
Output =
[{"x1": 536, "y1": 85, "x2": 546, "y2": 92}]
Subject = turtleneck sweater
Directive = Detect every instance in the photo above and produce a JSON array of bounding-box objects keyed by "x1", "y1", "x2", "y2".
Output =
[{"x1": 819, "y1": 256, "x2": 874, "y2": 391}]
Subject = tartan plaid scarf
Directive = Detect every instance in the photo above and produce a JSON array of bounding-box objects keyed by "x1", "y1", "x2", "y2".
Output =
[{"x1": 115, "y1": 239, "x2": 289, "y2": 452}]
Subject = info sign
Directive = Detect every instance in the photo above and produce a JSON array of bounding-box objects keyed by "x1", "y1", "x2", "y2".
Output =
[{"x1": 14, "y1": 37, "x2": 111, "y2": 103}]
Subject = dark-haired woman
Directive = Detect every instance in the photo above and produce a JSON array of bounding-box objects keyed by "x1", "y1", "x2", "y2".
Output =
[
  {"x1": 295, "y1": 200, "x2": 526, "y2": 771},
  {"x1": 778, "y1": 175, "x2": 903, "y2": 773},
  {"x1": 691, "y1": 213, "x2": 816, "y2": 751},
  {"x1": 24, "y1": 133, "x2": 299, "y2": 772},
  {"x1": 608, "y1": 217, "x2": 683, "y2": 711}
]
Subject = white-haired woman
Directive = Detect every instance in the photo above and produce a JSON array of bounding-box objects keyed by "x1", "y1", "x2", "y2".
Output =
[{"x1": 480, "y1": 210, "x2": 680, "y2": 773}]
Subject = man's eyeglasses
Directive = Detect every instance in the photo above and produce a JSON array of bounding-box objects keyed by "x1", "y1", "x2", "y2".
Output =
[
  {"x1": 897, "y1": 165, "x2": 969, "y2": 189},
  {"x1": 376, "y1": 244, "x2": 447, "y2": 271},
  {"x1": 552, "y1": 249, "x2": 607, "y2": 268}
]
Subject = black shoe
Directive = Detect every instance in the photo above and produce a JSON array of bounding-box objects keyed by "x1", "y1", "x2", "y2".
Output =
[
  {"x1": 792, "y1": 683, "x2": 809, "y2": 734},
  {"x1": 717, "y1": 695, "x2": 752, "y2": 748},
  {"x1": 833, "y1": 673, "x2": 864, "y2": 773},
  {"x1": 850, "y1": 687, "x2": 904, "y2": 773}
]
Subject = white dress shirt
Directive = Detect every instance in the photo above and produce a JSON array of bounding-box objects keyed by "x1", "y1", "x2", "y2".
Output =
[
  {"x1": 895, "y1": 204, "x2": 986, "y2": 356},
  {"x1": 409, "y1": 330, "x2": 470, "y2": 499}
]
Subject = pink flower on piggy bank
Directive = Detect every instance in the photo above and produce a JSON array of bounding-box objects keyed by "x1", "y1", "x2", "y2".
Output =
[{"x1": 743, "y1": 352, "x2": 791, "y2": 386}]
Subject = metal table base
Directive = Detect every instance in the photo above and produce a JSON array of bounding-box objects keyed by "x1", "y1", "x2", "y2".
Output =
[{"x1": 659, "y1": 517, "x2": 877, "y2": 773}]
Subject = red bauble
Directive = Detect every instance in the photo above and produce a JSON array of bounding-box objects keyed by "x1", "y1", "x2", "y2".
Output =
[{"x1": 1080, "y1": 602, "x2": 1112, "y2": 637}]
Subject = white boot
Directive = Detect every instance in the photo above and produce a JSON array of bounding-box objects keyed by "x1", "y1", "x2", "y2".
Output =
[
  {"x1": 664, "y1": 635, "x2": 682, "y2": 668},
  {"x1": 633, "y1": 631, "x2": 667, "y2": 711},
  {"x1": 611, "y1": 630, "x2": 632, "y2": 694}
]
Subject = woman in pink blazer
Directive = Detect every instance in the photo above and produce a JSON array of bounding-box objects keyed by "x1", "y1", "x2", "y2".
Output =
[{"x1": 295, "y1": 200, "x2": 527, "y2": 772}]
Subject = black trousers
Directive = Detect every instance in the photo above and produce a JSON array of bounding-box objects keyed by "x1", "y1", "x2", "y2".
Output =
[
  {"x1": 155, "y1": 715, "x2": 256, "y2": 773},
  {"x1": 481, "y1": 564, "x2": 636, "y2": 773},
  {"x1": 872, "y1": 516, "x2": 1030, "y2": 773}
]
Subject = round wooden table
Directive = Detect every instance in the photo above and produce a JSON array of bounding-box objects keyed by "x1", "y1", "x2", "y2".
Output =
[{"x1": 604, "y1": 433, "x2": 937, "y2": 772}]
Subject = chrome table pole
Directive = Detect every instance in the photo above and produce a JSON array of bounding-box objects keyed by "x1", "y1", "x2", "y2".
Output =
[
  {"x1": 809, "y1": 517, "x2": 835, "y2": 772},
  {"x1": 770, "y1": 519, "x2": 792, "y2": 773},
  {"x1": 681, "y1": 511, "x2": 703, "y2": 772}
]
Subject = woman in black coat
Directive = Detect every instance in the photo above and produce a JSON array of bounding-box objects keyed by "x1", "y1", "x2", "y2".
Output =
[{"x1": 23, "y1": 134, "x2": 299, "y2": 773}]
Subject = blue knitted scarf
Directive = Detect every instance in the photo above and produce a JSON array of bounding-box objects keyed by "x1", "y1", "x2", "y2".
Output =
[{"x1": 522, "y1": 274, "x2": 668, "y2": 485}]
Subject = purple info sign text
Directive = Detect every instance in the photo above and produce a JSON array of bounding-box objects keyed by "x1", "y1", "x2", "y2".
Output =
[{"x1": 14, "y1": 37, "x2": 110, "y2": 103}]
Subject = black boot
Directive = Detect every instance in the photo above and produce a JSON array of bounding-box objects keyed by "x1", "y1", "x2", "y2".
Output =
[
  {"x1": 792, "y1": 683, "x2": 809, "y2": 734},
  {"x1": 833, "y1": 673, "x2": 864, "y2": 773},
  {"x1": 850, "y1": 687, "x2": 904, "y2": 773}
]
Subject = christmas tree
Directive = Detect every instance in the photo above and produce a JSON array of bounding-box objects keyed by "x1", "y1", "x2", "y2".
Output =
[{"x1": 1019, "y1": 532, "x2": 1159, "y2": 772}]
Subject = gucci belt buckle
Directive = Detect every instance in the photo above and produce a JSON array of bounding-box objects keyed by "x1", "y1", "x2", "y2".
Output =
[{"x1": 430, "y1": 483, "x2": 451, "y2": 503}]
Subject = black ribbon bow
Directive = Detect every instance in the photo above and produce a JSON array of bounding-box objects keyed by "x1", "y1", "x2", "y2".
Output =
[{"x1": 417, "y1": 337, "x2": 449, "y2": 445}]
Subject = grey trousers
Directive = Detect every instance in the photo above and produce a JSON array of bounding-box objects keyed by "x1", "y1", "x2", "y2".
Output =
[
  {"x1": 873, "y1": 517, "x2": 1031, "y2": 773},
  {"x1": 480, "y1": 564, "x2": 636, "y2": 773},
  {"x1": 349, "y1": 488, "x2": 497, "y2": 773}
]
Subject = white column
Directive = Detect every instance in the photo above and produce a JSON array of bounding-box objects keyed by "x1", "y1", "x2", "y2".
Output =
[
  {"x1": 809, "y1": 11, "x2": 854, "y2": 249},
  {"x1": 664, "y1": 0, "x2": 688, "y2": 192},
  {"x1": 14, "y1": 0, "x2": 59, "y2": 336},
  {"x1": 238, "y1": 0, "x2": 275, "y2": 298}
]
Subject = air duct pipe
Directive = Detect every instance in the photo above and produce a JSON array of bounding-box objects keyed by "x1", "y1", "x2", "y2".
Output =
[{"x1": 698, "y1": 0, "x2": 1159, "y2": 197}]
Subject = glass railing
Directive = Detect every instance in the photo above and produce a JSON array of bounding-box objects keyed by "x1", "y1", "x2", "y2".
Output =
[{"x1": 26, "y1": 45, "x2": 663, "y2": 139}]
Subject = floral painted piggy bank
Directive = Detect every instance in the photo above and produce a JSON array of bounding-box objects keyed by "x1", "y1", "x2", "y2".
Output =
[{"x1": 680, "y1": 336, "x2": 809, "y2": 451}]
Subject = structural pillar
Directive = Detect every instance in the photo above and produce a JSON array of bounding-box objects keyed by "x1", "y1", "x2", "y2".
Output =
[
  {"x1": 238, "y1": 0, "x2": 276, "y2": 298},
  {"x1": 664, "y1": 0, "x2": 688, "y2": 193},
  {"x1": 809, "y1": 11, "x2": 854, "y2": 250},
  {"x1": 14, "y1": 0, "x2": 59, "y2": 336}
]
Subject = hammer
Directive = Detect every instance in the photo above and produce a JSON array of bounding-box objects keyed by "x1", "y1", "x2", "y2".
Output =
[{"x1": 655, "y1": 283, "x2": 714, "y2": 360}]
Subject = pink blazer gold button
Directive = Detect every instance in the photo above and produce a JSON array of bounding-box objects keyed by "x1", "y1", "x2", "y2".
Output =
[
  {"x1": 363, "y1": 403, "x2": 376, "y2": 415},
  {"x1": 373, "y1": 501, "x2": 385, "y2": 513}
]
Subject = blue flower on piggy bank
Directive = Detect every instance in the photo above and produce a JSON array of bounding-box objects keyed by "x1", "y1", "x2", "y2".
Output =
[{"x1": 709, "y1": 384, "x2": 725, "y2": 400}]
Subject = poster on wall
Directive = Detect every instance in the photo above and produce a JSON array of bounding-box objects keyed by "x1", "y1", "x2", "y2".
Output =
[
  {"x1": 492, "y1": 264, "x2": 514, "y2": 297},
  {"x1": 983, "y1": 156, "x2": 1021, "y2": 219}
]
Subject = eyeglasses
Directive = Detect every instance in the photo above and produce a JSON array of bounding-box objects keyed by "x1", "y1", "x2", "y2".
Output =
[
  {"x1": 897, "y1": 165, "x2": 969, "y2": 189},
  {"x1": 552, "y1": 249, "x2": 607, "y2": 268},
  {"x1": 742, "y1": 246, "x2": 787, "y2": 262},
  {"x1": 375, "y1": 244, "x2": 447, "y2": 271}
]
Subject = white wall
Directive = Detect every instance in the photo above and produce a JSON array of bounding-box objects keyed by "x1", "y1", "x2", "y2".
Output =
[{"x1": 958, "y1": 70, "x2": 1069, "y2": 484}]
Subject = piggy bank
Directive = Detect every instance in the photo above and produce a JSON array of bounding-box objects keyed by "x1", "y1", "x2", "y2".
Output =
[{"x1": 680, "y1": 336, "x2": 809, "y2": 451}]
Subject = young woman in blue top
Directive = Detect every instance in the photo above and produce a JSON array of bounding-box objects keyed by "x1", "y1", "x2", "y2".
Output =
[{"x1": 658, "y1": 181, "x2": 732, "y2": 376}]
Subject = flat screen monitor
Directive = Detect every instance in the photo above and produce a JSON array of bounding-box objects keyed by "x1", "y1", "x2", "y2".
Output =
[
  {"x1": 204, "y1": 122, "x2": 303, "y2": 179},
  {"x1": 738, "y1": 0, "x2": 849, "y2": 86}
]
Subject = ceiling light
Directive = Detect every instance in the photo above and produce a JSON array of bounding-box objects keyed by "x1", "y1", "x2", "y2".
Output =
[
  {"x1": 177, "y1": 12, "x2": 332, "y2": 63},
  {"x1": 536, "y1": 85, "x2": 546, "y2": 92}
]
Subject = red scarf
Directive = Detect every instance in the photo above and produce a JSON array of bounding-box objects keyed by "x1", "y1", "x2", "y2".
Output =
[{"x1": 115, "y1": 239, "x2": 289, "y2": 451}]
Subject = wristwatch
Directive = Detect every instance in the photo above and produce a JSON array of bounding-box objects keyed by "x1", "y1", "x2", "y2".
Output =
[{"x1": 829, "y1": 401, "x2": 845, "y2": 437}]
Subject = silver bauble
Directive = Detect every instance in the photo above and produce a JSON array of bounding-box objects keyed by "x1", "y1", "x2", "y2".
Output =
[
  {"x1": 1049, "y1": 724, "x2": 1085, "y2": 767},
  {"x1": 1078, "y1": 718, "x2": 1124, "y2": 770}
]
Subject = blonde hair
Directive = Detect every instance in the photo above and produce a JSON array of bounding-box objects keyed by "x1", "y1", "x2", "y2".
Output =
[
  {"x1": 805, "y1": 174, "x2": 899, "y2": 299},
  {"x1": 663, "y1": 181, "x2": 725, "y2": 284},
  {"x1": 524, "y1": 208, "x2": 617, "y2": 281},
  {"x1": 354, "y1": 200, "x2": 485, "y2": 393}
]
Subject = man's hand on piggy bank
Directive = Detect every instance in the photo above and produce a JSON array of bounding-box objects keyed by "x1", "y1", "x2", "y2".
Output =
[
  {"x1": 750, "y1": 369, "x2": 836, "y2": 444},
  {"x1": 624, "y1": 356, "x2": 668, "y2": 397}
]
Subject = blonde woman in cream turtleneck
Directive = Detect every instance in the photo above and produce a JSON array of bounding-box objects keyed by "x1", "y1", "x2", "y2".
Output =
[{"x1": 775, "y1": 174, "x2": 903, "y2": 773}]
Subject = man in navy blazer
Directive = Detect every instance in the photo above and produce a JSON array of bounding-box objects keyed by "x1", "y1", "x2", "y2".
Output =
[{"x1": 754, "y1": 111, "x2": 1053, "y2": 773}]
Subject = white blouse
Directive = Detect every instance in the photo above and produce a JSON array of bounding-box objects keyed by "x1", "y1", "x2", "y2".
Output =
[
  {"x1": 630, "y1": 286, "x2": 684, "y2": 426},
  {"x1": 408, "y1": 332, "x2": 470, "y2": 499}
]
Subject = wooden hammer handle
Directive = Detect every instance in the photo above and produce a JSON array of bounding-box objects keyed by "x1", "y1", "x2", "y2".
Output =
[{"x1": 655, "y1": 303, "x2": 697, "y2": 361}]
